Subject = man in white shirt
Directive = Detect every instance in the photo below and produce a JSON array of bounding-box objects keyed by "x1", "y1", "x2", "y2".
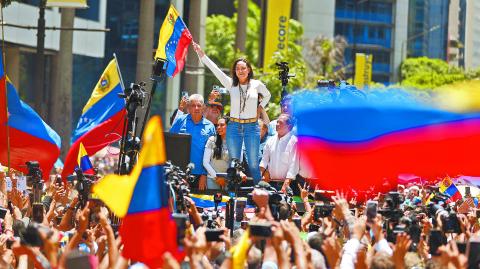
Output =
[{"x1": 260, "y1": 113, "x2": 299, "y2": 193}]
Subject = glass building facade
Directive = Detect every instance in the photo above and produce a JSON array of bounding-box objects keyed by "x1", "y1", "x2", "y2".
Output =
[
  {"x1": 103, "y1": 0, "x2": 171, "y2": 122},
  {"x1": 334, "y1": 0, "x2": 394, "y2": 83},
  {"x1": 407, "y1": 0, "x2": 449, "y2": 60}
]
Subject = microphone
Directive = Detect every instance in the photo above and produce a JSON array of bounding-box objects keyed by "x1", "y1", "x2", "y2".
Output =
[{"x1": 185, "y1": 163, "x2": 195, "y2": 175}]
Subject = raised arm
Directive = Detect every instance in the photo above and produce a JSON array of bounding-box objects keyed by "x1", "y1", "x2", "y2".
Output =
[{"x1": 192, "y1": 42, "x2": 232, "y2": 89}]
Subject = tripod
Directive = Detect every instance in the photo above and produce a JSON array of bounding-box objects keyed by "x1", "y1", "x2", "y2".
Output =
[
  {"x1": 276, "y1": 62, "x2": 295, "y2": 100},
  {"x1": 116, "y1": 59, "x2": 167, "y2": 175}
]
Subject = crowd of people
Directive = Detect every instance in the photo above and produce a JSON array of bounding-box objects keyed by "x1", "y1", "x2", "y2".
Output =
[
  {"x1": 0, "y1": 43, "x2": 478, "y2": 269},
  {"x1": 0, "y1": 165, "x2": 479, "y2": 268}
]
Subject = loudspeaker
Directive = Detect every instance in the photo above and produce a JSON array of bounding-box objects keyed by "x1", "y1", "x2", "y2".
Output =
[{"x1": 163, "y1": 132, "x2": 191, "y2": 170}]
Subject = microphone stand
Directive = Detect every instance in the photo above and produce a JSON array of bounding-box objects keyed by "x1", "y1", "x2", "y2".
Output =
[{"x1": 139, "y1": 58, "x2": 167, "y2": 139}]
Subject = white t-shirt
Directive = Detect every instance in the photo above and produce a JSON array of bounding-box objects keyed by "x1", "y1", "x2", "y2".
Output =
[{"x1": 201, "y1": 55, "x2": 271, "y2": 119}]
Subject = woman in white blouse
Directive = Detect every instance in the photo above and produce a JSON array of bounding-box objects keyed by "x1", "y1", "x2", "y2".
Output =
[
  {"x1": 193, "y1": 42, "x2": 271, "y2": 183},
  {"x1": 203, "y1": 117, "x2": 229, "y2": 189}
]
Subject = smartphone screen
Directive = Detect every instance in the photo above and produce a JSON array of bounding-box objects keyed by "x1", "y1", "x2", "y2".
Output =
[
  {"x1": 249, "y1": 223, "x2": 272, "y2": 238},
  {"x1": 235, "y1": 200, "x2": 246, "y2": 222},
  {"x1": 0, "y1": 208, "x2": 7, "y2": 219},
  {"x1": 32, "y1": 203, "x2": 44, "y2": 223},
  {"x1": 205, "y1": 229, "x2": 223, "y2": 242},
  {"x1": 366, "y1": 201, "x2": 378, "y2": 223},
  {"x1": 293, "y1": 217, "x2": 302, "y2": 230},
  {"x1": 172, "y1": 213, "x2": 189, "y2": 247},
  {"x1": 467, "y1": 238, "x2": 480, "y2": 268},
  {"x1": 429, "y1": 229, "x2": 446, "y2": 256}
]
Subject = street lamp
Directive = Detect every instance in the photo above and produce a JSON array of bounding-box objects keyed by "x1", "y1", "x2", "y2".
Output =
[{"x1": 401, "y1": 24, "x2": 441, "y2": 62}]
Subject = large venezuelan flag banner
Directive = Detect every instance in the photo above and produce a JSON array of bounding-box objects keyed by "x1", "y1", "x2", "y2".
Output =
[
  {"x1": 62, "y1": 59, "x2": 126, "y2": 179},
  {"x1": 154, "y1": 5, "x2": 192, "y2": 77},
  {"x1": 93, "y1": 116, "x2": 183, "y2": 267},
  {"x1": 0, "y1": 52, "x2": 61, "y2": 176},
  {"x1": 292, "y1": 87, "x2": 480, "y2": 193}
]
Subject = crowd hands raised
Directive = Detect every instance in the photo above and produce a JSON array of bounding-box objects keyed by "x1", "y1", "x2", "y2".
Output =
[
  {"x1": 165, "y1": 182, "x2": 480, "y2": 269},
  {"x1": 1, "y1": 165, "x2": 479, "y2": 269}
]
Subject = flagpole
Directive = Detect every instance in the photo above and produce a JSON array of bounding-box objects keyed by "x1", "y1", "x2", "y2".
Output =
[
  {"x1": 1, "y1": 4, "x2": 10, "y2": 174},
  {"x1": 113, "y1": 53, "x2": 126, "y2": 90}
]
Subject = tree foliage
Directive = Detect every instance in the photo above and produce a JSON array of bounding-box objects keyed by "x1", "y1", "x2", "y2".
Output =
[
  {"x1": 303, "y1": 35, "x2": 348, "y2": 86},
  {"x1": 400, "y1": 57, "x2": 480, "y2": 90}
]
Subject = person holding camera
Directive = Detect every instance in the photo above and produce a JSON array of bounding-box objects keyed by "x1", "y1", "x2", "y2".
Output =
[{"x1": 192, "y1": 42, "x2": 271, "y2": 184}]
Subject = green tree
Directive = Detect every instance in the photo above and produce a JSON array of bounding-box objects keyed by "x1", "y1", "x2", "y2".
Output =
[
  {"x1": 303, "y1": 35, "x2": 348, "y2": 87},
  {"x1": 400, "y1": 57, "x2": 480, "y2": 90}
]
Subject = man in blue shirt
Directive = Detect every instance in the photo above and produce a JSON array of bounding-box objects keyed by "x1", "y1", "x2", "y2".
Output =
[{"x1": 170, "y1": 94, "x2": 216, "y2": 191}]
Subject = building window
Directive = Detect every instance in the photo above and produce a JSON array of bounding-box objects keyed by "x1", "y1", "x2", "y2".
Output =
[{"x1": 76, "y1": 0, "x2": 100, "y2": 22}]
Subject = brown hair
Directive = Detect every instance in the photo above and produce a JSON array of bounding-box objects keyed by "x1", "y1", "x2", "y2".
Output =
[{"x1": 231, "y1": 58, "x2": 254, "y2": 86}]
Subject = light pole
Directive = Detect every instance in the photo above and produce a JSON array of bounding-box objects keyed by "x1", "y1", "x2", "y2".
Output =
[{"x1": 401, "y1": 24, "x2": 441, "y2": 62}]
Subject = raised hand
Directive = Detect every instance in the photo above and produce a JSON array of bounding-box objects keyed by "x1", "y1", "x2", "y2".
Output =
[
  {"x1": 392, "y1": 233, "x2": 412, "y2": 269},
  {"x1": 192, "y1": 41, "x2": 205, "y2": 58},
  {"x1": 321, "y1": 237, "x2": 341, "y2": 268}
]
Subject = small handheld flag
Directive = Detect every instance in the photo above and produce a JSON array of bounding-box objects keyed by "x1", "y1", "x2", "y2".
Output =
[{"x1": 77, "y1": 143, "x2": 94, "y2": 175}]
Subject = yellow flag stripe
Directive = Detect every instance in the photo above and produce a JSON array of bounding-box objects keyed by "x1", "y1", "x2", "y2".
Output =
[
  {"x1": 82, "y1": 59, "x2": 121, "y2": 114},
  {"x1": 92, "y1": 116, "x2": 166, "y2": 217},
  {"x1": 77, "y1": 143, "x2": 87, "y2": 165},
  {"x1": 155, "y1": 5, "x2": 179, "y2": 60}
]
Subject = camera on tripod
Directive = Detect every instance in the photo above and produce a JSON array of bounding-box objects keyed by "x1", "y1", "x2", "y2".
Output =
[
  {"x1": 378, "y1": 191, "x2": 404, "y2": 221},
  {"x1": 119, "y1": 82, "x2": 147, "y2": 108},
  {"x1": 74, "y1": 168, "x2": 98, "y2": 208},
  {"x1": 165, "y1": 162, "x2": 193, "y2": 213},
  {"x1": 26, "y1": 161, "x2": 44, "y2": 205},
  {"x1": 250, "y1": 181, "x2": 293, "y2": 221},
  {"x1": 226, "y1": 159, "x2": 244, "y2": 191},
  {"x1": 276, "y1": 62, "x2": 295, "y2": 85},
  {"x1": 26, "y1": 161, "x2": 42, "y2": 186}
]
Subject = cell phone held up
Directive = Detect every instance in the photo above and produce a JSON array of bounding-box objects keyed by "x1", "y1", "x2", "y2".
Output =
[
  {"x1": 249, "y1": 223, "x2": 272, "y2": 238},
  {"x1": 366, "y1": 200, "x2": 378, "y2": 223},
  {"x1": 205, "y1": 229, "x2": 224, "y2": 242},
  {"x1": 0, "y1": 207, "x2": 8, "y2": 219},
  {"x1": 32, "y1": 203, "x2": 44, "y2": 223}
]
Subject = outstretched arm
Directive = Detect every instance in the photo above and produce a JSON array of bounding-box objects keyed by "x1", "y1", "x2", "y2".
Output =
[{"x1": 192, "y1": 41, "x2": 233, "y2": 89}]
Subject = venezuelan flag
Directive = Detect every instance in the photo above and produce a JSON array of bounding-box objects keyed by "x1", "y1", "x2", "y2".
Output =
[
  {"x1": 62, "y1": 58, "x2": 125, "y2": 179},
  {"x1": 292, "y1": 86, "x2": 480, "y2": 194},
  {"x1": 77, "y1": 143, "x2": 94, "y2": 175},
  {"x1": 93, "y1": 116, "x2": 183, "y2": 267},
  {"x1": 439, "y1": 177, "x2": 462, "y2": 202},
  {"x1": 0, "y1": 52, "x2": 61, "y2": 176},
  {"x1": 155, "y1": 5, "x2": 192, "y2": 77}
]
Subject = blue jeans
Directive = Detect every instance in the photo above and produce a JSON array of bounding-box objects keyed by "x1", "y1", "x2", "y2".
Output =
[{"x1": 226, "y1": 121, "x2": 261, "y2": 183}]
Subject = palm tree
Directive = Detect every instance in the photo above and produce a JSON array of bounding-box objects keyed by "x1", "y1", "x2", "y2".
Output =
[{"x1": 304, "y1": 35, "x2": 348, "y2": 81}]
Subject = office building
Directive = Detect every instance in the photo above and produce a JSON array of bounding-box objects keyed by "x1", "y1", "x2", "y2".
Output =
[
  {"x1": 407, "y1": 0, "x2": 449, "y2": 60},
  {"x1": 3, "y1": 0, "x2": 107, "y2": 113},
  {"x1": 299, "y1": 0, "x2": 409, "y2": 83},
  {"x1": 459, "y1": 0, "x2": 480, "y2": 69}
]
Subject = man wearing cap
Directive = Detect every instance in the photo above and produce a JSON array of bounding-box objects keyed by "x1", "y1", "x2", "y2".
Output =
[{"x1": 204, "y1": 100, "x2": 223, "y2": 125}]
